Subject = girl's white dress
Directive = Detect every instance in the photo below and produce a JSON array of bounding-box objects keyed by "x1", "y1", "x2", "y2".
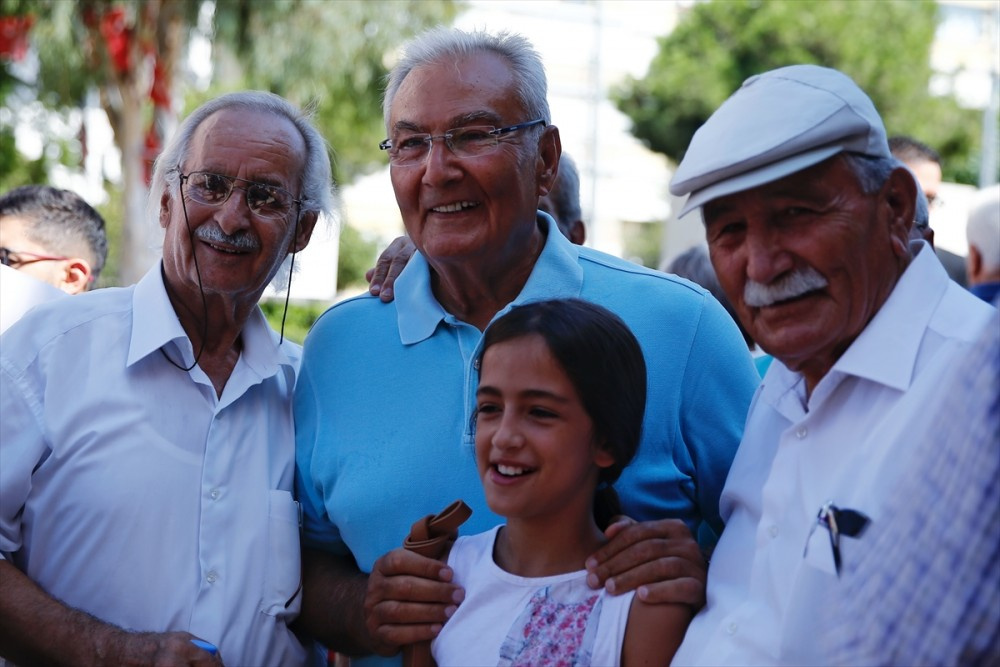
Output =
[{"x1": 431, "y1": 525, "x2": 635, "y2": 666}]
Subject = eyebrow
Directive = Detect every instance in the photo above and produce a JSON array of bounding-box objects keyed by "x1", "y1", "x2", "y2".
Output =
[
  {"x1": 392, "y1": 111, "x2": 503, "y2": 134},
  {"x1": 196, "y1": 168, "x2": 290, "y2": 190},
  {"x1": 476, "y1": 386, "x2": 571, "y2": 403}
]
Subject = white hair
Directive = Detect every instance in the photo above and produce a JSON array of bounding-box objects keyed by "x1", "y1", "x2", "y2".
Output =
[
  {"x1": 383, "y1": 27, "x2": 551, "y2": 130},
  {"x1": 146, "y1": 91, "x2": 338, "y2": 288},
  {"x1": 967, "y1": 185, "x2": 1000, "y2": 272}
]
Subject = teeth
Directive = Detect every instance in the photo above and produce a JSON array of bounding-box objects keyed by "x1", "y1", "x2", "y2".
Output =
[
  {"x1": 210, "y1": 244, "x2": 240, "y2": 254},
  {"x1": 432, "y1": 201, "x2": 477, "y2": 213},
  {"x1": 497, "y1": 464, "x2": 528, "y2": 477}
]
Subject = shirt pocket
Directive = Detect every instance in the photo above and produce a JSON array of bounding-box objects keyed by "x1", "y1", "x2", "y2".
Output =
[
  {"x1": 260, "y1": 489, "x2": 302, "y2": 618},
  {"x1": 802, "y1": 524, "x2": 838, "y2": 577}
]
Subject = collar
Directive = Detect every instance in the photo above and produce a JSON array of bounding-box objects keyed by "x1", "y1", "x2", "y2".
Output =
[
  {"x1": 127, "y1": 263, "x2": 298, "y2": 380},
  {"x1": 392, "y1": 212, "x2": 584, "y2": 344},
  {"x1": 763, "y1": 240, "x2": 949, "y2": 410},
  {"x1": 829, "y1": 240, "x2": 948, "y2": 392}
]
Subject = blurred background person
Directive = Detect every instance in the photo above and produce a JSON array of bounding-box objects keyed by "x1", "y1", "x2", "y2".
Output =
[
  {"x1": 0, "y1": 185, "x2": 108, "y2": 293},
  {"x1": 822, "y1": 307, "x2": 999, "y2": 666},
  {"x1": 889, "y1": 135, "x2": 967, "y2": 286},
  {"x1": 538, "y1": 153, "x2": 586, "y2": 246},
  {"x1": 965, "y1": 184, "x2": 1000, "y2": 303},
  {"x1": 0, "y1": 185, "x2": 108, "y2": 333}
]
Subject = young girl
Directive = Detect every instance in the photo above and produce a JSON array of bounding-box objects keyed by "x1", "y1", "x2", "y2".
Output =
[{"x1": 431, "y1": 298, "x2": 691, "y2": 666}]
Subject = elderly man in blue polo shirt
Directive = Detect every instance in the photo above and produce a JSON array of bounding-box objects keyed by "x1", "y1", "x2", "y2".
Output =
[
  {"x1": 667, "y1": 65, "x2": 995, "y2": 665},
  {"x1": 293, "y1": 27, "x2": 759, "y2": 666}
]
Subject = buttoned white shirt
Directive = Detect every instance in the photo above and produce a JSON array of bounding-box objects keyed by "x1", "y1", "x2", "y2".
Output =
[
  {"x1": 672, "y1": 242, "x2": 996, "y2": 666},
  {"x1": 0, "y1": 265, "x2": 308, "y2": 667}
]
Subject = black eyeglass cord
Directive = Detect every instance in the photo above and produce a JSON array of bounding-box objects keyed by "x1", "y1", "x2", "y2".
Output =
[
  {"x1": 160, "y1": 179, "x2": 300, "y2": 369},
  {"x1": 277, "y1": 212, "x2": 298, "y2": 346},
  {"x1": 160, "y1": 180, "x2": 209, "y2": 372}
]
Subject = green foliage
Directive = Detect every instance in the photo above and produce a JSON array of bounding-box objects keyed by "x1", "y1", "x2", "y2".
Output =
[
  {"x1": 93, "y1": 180, "x2": 124, "y2": 287},
  {"x1": 614, "y1": 0, "x2": 983, "y2": 184},
  {"x1": 3, "y1": 0, "x2": 458, "y2": 285},
  {"x1": 337, "y1": 222, "x2": 379, "y2": 289},
  {"x1": 622, "y1": 219, "x2": 663, "y2": 269},
  {"x1": 259, "y1": 298, "x2": 331, "y2": 345},
  {"x1": 0, "y1": 125, "x2": 47, "y2": 191},
  {"x1": 200, "y1": 0, "x2": 460, "y2": 185}
]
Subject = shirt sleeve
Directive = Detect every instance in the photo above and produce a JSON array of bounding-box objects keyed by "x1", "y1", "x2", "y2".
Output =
[
  {"x1": 0, "y1": 360, "x2": 49, "y2": 559},
  {"x1": 679, "y1": 293, "x2": 759, "y2": 550}
]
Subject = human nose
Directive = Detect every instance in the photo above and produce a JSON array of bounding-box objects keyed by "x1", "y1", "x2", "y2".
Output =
[
  {"x1": 213, "y1": 185, "x2": 254, "y2": 233},
  {"x1": 744, "y1": 226, "x2": 793, "y2": 285},
  {"x1": 491, "y1": 411, "x2": 525, "y2": 451},
  {"x1": 421, "y1": 135, "x2": 462, "y2": 185}
]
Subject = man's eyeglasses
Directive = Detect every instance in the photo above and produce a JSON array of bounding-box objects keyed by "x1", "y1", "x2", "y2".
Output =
[
  {"x1": 0, "y1": 247, "x2": 69, "y2": 268},
  {"x1": 179, "y1": 171, "x2": 302, "y2": 220},
  {"x1": 379, "y1": 119, "x2": 546, "y2": 167}
]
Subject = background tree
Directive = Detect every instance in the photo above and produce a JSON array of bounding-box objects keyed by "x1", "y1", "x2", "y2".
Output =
[
  {"x1": 1, "y1": 0, "x2": 457, "y2": 284},
  {"x1": 614, "y1": 0, "x2": 984, "y2": 184}
]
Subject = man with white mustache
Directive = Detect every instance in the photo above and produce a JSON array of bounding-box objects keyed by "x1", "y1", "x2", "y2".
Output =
[
  {"x1": 667, "y1": 65, "x2": 995, "y2": 665},
  {"x1": 0, "y1": 91, "x2": 332, "y2": 666}
]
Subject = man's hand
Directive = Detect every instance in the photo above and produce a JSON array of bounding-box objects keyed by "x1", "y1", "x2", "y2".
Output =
[
  {"x1": 365, "y1": 236, "x2": 415, "y2": 303},
  {"x1": 585, "y1": 518, "x2": 707, "y2": 609},
  {"x1": 0, "y1": 560, "x2": 224, "y2": 667},
  {"x1": 104, "y1": 631, "x2": 224, "y2": 667},
  {"x1": 363, "y1": 547, "x2": 464, "y2": 656}
]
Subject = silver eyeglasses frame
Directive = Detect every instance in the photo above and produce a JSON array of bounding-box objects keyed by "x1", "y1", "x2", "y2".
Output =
[{"x1": 379, "y1": 119, "x2": 546, "y2": 166}]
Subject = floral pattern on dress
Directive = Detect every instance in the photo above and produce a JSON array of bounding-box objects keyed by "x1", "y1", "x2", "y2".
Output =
[{"x1": 498, "y1": 577, "x2": 604, "y2": 666}]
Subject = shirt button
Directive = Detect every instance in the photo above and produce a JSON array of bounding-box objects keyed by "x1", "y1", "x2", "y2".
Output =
[
  {"x1": 206, "y1": 570, "x2": 219, "y2": 584},
  {"x1": 727, "y1": 622, "x2": 738, "y2": 635},
  {"x1": 210, "y1": 488, "x2": 221, "y2": 500},
  {"x1": 768, "y1": 525, "x2": 779, "y2": 538},
  {"x1": 796, "y1": 426, "x2": 808, "y2": 439}
]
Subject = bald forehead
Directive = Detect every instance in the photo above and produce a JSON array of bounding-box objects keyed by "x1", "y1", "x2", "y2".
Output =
[{"x1": 187, "y1": 108, "x2": 307, "y2": 184}]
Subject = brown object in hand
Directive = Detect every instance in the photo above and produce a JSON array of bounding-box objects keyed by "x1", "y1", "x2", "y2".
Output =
[{"x1": 401, "y1": 500, "x2": 472, "y2": 667}]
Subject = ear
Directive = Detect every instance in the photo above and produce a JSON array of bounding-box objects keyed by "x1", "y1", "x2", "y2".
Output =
[
  {"x1": 592, "y1": 439, "x2": 616, "y2": 470},
  {"x1": 567, "y1": 219, "x2": 586, "y2": 246},
  {"x1": 59, "y1": 258, "x2": 93, "y2": 295},
  {"x1": 288, "y1": 210, "x2": 319, "y2": 254},
  {"x1": 967, "y1": 245, "x2": 983, "y2": 284},
  {"x1": 535, "y1": 125, "x2": 562, "y2": 197},
  {"x1": 882, "y1": 167, "x2": 917, "y2": 259},
  {"x1": 159, "y1": 191, "x2": 173, "y2": 230}
]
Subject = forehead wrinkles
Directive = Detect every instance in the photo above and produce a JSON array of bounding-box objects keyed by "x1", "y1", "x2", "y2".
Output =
[
  {"x1": 188, "y1": 110, "x2": 306, "y2": 185},
  {"x1": 390, "y1": 54, "x2": 519, "y2": 130}
]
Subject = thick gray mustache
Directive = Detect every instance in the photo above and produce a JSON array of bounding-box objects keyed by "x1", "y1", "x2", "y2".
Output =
[
  {"x1": 744, "y1": 267, "x2": 828, "y2": 307},
  {"x1": 194, "y1": 225, "x2": 260, "y2": 251}
]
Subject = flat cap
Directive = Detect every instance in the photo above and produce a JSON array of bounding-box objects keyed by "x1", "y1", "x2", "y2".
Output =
[{"x1": 670, "y1": 65, "x2": 890, "y2": 217}]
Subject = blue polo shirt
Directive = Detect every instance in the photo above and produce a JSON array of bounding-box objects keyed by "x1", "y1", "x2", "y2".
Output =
[{"x1": 294, "y1": 214, "x2": 758, "y2": 591}]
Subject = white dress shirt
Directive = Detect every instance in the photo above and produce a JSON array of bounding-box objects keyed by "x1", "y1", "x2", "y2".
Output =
[
  {"x1": 0, "y1": 265, "x2": 308, "y2": 667},
  {"x1": 672, "y1": 242, "x2": 996, "y2": 666},
  {"x1": 0, "y1": 264, "x2": 65, "y2": 334}
]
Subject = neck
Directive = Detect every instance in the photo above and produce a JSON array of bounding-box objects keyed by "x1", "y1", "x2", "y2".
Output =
[
  {"x1": 494, "y1": 515, "x2": 606, "y2": 578},
  {"x1": 428, "y1": 223, "x2": 545, "y2": 331},
  {"x1": 162, "y1": 268, "x2": 258, "y2": 396}
]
